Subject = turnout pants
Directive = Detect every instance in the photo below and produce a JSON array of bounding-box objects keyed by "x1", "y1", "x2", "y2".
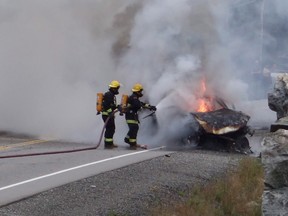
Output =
[
  {"x1": 102, "y1": 115, "x2": 115, "y2": 146},
  {"x1": 125, "y1": 122, "x2": 139, "y2": 147}
]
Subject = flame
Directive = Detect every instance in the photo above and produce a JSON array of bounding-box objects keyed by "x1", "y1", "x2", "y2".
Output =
[
  {"x1": 196, "y1": 79, "x2": 214, "y2": 112},
  {"x1": 201, "y1": 80, "x2": 206, "y2": 92},
  {"x1": 197, "y1": 98, "x2": 213, "y2": 112}
]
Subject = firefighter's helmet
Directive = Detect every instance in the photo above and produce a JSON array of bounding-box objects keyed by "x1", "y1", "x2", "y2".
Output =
[
  {"x1": 109, "y1": 80, "x2": 120, "y2": 88},
  {"x1": 132, "y1": 83, "x2": 143, "y2": 92}
]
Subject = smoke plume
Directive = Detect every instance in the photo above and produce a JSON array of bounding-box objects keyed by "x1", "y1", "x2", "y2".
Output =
[{"x1": 0, "y1": 0, "x2": 286, "y2": 145}]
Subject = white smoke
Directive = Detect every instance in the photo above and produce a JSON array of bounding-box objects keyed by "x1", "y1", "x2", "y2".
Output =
[
  {"x1": 0, "y1": 0, "x2": 286, "y2": 145},
  {"x1": 0, "y1": 0, "x2": 133, "y2": 142},
  {"x1": 116, "y1": 0, "x2": 249, "y2": 144}
]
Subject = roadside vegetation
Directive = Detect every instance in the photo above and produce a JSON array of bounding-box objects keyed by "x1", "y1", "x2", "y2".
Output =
[{"x1": 151, "y1": 157, "x2": 264, "y2": 216}]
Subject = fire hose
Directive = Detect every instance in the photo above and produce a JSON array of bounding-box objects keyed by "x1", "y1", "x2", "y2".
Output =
[{"x1": 0, "y1": 110, "x2": 119, "y2": 159}]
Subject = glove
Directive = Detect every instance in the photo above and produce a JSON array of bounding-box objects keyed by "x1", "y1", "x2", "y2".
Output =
[
  {"x1": 117, "y1": 105, "x2": 122, "y2": 113},
  {"x1": 149, "y1": 105, "x2": 157, "y2": 111}
]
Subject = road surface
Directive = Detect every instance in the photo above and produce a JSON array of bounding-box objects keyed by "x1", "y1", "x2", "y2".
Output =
[{"x1": 0, "y1": 135, "x2": 172, "y2": 206}]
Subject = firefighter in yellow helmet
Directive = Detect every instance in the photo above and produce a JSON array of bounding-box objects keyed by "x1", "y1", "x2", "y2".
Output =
[
  {"x1": 102, "y1": 80, "x2": 121, "y2": 149},
  {"x1": 124, "y1": 83, "x2": 157, "y2": 149}
]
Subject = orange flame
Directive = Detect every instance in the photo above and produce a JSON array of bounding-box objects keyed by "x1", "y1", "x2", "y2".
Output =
[
  {"x1": 196, "y1": 79, "x2": 214, "y2": 112},
  {"x1": 201, "y1": 80, "x2": 206, "y2": 92},
  {"x1": 197, "y1": 98, "x2": 213, "y2": 112}
]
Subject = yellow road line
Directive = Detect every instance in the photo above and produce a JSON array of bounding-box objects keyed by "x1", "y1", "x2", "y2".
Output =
[{"x1": 0, "y1": 140, "x2": 50, "y2": 151}]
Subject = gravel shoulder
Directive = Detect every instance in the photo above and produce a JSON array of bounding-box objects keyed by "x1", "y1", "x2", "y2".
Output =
[{"x1": 0, "y1": 150, "x2": 246, "y2": 216}]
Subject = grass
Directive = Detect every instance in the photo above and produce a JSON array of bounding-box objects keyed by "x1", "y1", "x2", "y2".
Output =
[{"x1": 151, "y1": 157, "x2": 264, "y2": 216}]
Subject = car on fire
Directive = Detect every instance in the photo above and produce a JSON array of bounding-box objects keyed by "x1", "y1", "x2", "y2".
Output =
[
  {"x1": 151, "y1": 94, "x2": 254, "y2": 155},
  {"x1": 190, "y1": 107, "x2": 254, "y2": 154}
]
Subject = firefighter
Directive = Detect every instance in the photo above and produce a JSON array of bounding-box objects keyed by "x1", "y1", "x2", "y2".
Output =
[
  {"x1": 102, "y1": 80, "x2": 121, "y2": 149},
  {"x1": 124, "y1": 83, "x2": 157, "y2": 149}
]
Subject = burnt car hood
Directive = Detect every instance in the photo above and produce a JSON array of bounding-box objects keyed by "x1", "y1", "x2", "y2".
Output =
[{"x1": 191, "y1": 108, "x2": 250, "y2": 135}]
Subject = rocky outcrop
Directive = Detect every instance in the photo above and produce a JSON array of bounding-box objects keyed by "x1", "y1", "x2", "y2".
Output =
[
  {"x1": 261, "y1": 129, "x2": 288, "y2": 215},
  {"x1": 270, "y1": 116, "x2": 288, "y2": 132},
  {"x1": 268, "y1": 74, "x2": 288, "y2": 120}
]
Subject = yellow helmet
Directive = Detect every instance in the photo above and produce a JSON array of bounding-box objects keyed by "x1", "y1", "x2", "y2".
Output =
[
  {"x1": 109, "y1": 80, "x2": 120, "y2": 88},
  {"x1": 132, "y1": 83, "x2": 143, "y2": 92}
]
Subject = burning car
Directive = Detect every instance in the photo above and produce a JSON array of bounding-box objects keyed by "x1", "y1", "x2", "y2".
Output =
[
  {"x1": 152, "y1": 78, "x2": 254, "y2": 154},
  {"x1": 191, "y1": 107, "x2": 254, "y2": 154}
]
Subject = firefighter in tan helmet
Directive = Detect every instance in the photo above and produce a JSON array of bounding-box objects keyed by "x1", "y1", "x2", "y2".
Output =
[
  {"x1": 124, "y1": 83, "x2": 157, "y2": 149},
  {"x1": 102, "y1": 80, "x2": 121, "y2": 149}
]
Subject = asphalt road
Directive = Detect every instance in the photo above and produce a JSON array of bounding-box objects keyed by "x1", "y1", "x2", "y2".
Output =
[
  {"x1": 0, "y1": 148, "x2": 247, "y2": 216},
  {"x1": 0, "y1": 135, "x2": 173, "y2": 207}
]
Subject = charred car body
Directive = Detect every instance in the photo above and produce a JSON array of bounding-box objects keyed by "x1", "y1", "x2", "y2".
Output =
[{"x1": 190, "y1": 108, "x2": 254, "y2": 154}]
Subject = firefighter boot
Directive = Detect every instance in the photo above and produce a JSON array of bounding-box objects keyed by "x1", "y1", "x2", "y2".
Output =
[
  {"x1": 124, "y1": 137, "x2": 130, "y2": 144},
  {"x1": 129, "y1": 139, "x2": 138, "y2": 149},
  {"x1": 104, "y1": 144, "x2": 118, "y2": 149},
  {"x1": 104, "y1": 142, "x2": 118, "y2": 149},
  {"x1": 130, "y1": 144, "x2": 137, "y2": 150}
]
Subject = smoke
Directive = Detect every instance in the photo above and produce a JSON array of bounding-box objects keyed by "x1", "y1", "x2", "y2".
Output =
[
  {"x1": 0, "y1": 0, "x2": 286, "y2": 145},
  {"x1": 0, "y1": 0, "x2": 133, "y2": 142},
  {"x1": 116, "y1": 0, "x2": 248, "y2": 144}
]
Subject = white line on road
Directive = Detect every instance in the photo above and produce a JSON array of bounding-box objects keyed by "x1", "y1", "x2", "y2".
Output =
[{"x1": 0, "y1": 146, "x2": 165, "y2": 191}]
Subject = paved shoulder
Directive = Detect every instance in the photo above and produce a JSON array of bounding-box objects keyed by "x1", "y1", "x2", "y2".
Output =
[{"x1": 0, "y1": 150, "x2": 244, "y2": 216}]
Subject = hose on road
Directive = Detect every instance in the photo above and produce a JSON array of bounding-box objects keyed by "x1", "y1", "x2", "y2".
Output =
[{"x1": 0, "y1": 110, "x2": 118, "y2": 159}]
